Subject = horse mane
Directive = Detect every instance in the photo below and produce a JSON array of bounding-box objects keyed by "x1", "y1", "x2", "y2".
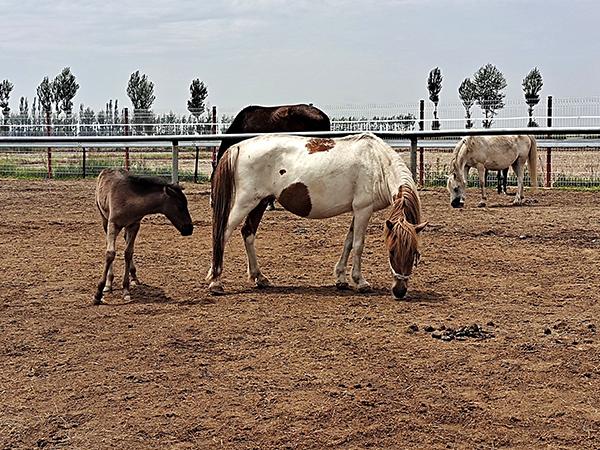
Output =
[
  {"x1": 449, "y1": 137, "x2": 471, "y2": 177},
  {"x1": 384, "y1": 185, "x2": 422, "y2": 273},
  {"x1": 124, "y1": 172, "x2": 184, "y2": 197}
]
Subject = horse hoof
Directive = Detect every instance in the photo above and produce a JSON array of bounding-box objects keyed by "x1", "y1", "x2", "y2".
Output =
[
  {"x1": 130, "y1": 280, "x2": 138, "y2": 287},
  {"x1": 123, "y1": 294, "x2": 131, "y2": 302},
  {"x1": 93, "y1": 296, "x2": 103, "y2": 305},
  {"x1": 103, "y1": 286, "x2": 112, "y2": 293},
  {"x1": 209, "y1": 282, "x2": 225, "y2": 296},
  {"x1": 357, "y1": 283, "x2": 372, "y2": 293},
  {"x1": 256, "y1": 278, "x2": 272, "y2": 289},
  {"x1": 335, "y1": 282, "x2": 351, "y2": 290},
  {"x1": 477, "y1": 201, "x2": 486, "y2": 208}
]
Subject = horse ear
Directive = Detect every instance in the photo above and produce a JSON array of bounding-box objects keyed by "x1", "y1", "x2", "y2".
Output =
[
  {"x1": 414, "y1": 221, "x2": 428, "y2": 234},
  {"x1": 164, "y1": 185, "x2": 178, "y2": 197},
  {"x1": 385, "y1": 220, "x2": 395, "y2": 231}
]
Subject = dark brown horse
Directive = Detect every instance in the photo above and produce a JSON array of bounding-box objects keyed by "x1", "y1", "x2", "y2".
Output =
[
  {"x1": 94, "y1": 169, "x2": 193, "y2": 304},
  {"x1": 212, "y1": 104, "x2": 330, "y2": 209}
]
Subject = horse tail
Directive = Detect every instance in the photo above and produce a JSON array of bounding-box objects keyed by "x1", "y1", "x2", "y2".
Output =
[
  {"x1": 528, "y1": 136, "x2": 538, "y2": 191},
  {"x1": 211, "y1": 146, "x2": 239, "y2": 279}
]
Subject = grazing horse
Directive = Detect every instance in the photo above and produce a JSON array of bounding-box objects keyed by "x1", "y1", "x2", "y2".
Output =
[
  {"x1": 212, "y1": 104, "x2": 331, "y2": 210},
  {"x1": 94, "y1": 169, "x2": 193, "y2": 304},
  {"x1": 208, "y1": 132, "x2": 427, "y2": 299},
  {"x1": 447, "y1": 135, "x2": 538, "y2": 208}
]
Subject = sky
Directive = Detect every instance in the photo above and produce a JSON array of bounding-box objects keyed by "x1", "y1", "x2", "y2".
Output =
[{"x1": 1, "y1": 0, "x2": 599, "y2": 115}]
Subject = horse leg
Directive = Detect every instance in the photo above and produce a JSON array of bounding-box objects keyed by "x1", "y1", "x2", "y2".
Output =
[
  {"x1": 124, "y1": 224, "x2": 141, "y2": 286},
  {"x1": 350, "y1": 205, "x2": 374, "y2": 292},
  {"x1": 477, "y1": 164, "x2": 487, "y2": 207},
  {"x1": 94, "y1": 222, "x2": 121, "y2": 304},
  {"x1": 122, "y1": 222, "x2": 140, "y2": 302},
  {"x1": 502, "y1": 168, "x2": 509, "y2": 194},
  {"x1": 241, "y1": 198, "x2": 272, "y2": 288},
  {"x1": 512, "y1": 161, "x2": 525, "y2": 205},
  {"x1": 208, "y1": 197, "x2": 261, "y2": 294},
  {"x1": 334, "y1": 218, "x2": 354, "y2": 290},
  {"x1": 497, "y1": 170, "x2": 502, "y2": 194}
]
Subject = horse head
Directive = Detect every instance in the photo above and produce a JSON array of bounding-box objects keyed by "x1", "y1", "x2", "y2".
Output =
[
  {"x1": 162, "y1": 184, "x2": 193, "y2": 236},
  {"x1": 384, "y1": 190, "x2": 427, "y2": 299},
  {"x1": 447, "y1": 172, "x2": 466, "y2": 208}
]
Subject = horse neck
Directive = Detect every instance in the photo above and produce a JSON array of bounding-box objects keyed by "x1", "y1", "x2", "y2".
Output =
[
  {"x1": 452, "y1": 138, "x2": 469, "y2": 182},
  {"x1": 133, "y1": 188, "x2": 166, "y2": 216}
]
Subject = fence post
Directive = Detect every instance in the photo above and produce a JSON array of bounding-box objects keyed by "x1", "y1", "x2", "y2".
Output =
[
  {"x1": 45, "y1": 111, "x2": 52, "y2": 179},
  {"x1": 418, "y1": 100, "x2": 425, "y2": 187},
  {"x1": 82, "y1": 147, "x2": 86, "y2": 178},
  {"x1": 194, "y1": 146, "x2": 200, "y2": 183},
  {"x1": 172, "y1": 140, "x2": 179, "y2": 184},
  {"x1": 410, "y1": 137, "x2": 418, "y2": 181},
  {"x1": 546, "y1": 96, "x2": 553, "y2": 187},
  {"x1": 124, "y1": 108, "x2": 130, "y2": 171},
  {"x1": 211, "y1": 106, "x2": 218, "y2": 171}
]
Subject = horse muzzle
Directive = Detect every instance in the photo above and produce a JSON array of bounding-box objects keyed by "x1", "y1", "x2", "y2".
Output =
[
  {"x1": 451, "y1": 198, "x2": 465, "y2": 208},
  {"x1": 180, "y1": 224, "x2": 194, "y2": 236},
  {"x1": 392, "y1": 285, "x2": 407, "y2": 300}
]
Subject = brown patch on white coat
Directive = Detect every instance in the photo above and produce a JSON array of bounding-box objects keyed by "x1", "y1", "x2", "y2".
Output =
[
  {"x1": 306, "y1": 138, "x2": 335, "y2": 154},
  {"x1": 277, "y1": 182, "x2": 312, "y2": 217}
]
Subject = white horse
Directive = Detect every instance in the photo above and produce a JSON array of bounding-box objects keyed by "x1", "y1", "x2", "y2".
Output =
[
  {"x1": 447, "y1": 135, "x2": 538, "y2": 207},
  {"x1": 208, "y1": 132, "x2": 427, "y2": 299}
]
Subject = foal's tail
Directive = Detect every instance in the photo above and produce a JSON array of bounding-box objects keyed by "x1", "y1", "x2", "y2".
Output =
[
  {"x1": 211, "y1": 146, "x2": 239, "y2": 278},
  {"x1": 528, "y1": 136, "x2": 538, "y2": 191}
]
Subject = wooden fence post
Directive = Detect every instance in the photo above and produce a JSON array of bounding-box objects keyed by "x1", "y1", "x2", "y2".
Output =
[
  {"x1": 172, "y1": 140, "x2": 179, "y2": 184},
  {"x1": 194, "y1": 146, "x2": 200, "y2": 183},
  {"x1": 211, "y1": 106, "x2": 218, "y2": 172},
  {"x1": 82, "y1": 147, "x2": 86, "y2": 178},
  {"x1": 410, "y1": 137, "x2": 418, "y2": 181},
  {"x1": 124, "y1": 108, "x2": 130, "y2": 171},
  {"x1": 45, "y1": 111, "x2": 52, "y2": 179},
  {"x1": 418, "y1": 100, "x2": 425, "y2": 187},
  {"x1": 546, "y1": 96, "x2": 553, "y2": 187}
]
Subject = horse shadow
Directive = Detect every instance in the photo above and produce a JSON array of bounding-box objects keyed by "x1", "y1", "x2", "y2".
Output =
[
  {"x1": 233, "y1": 284, "x2": 446, "y2": 303},
  {"x1": 102, "y1": 283, "x2": 173, "y2": 306},
  {"x1": 401, "y1": 289, "x2": 446, "y2": 303}
]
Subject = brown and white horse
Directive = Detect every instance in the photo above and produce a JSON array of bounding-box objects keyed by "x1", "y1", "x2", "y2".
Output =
[
  {"x1": 447, "y1": 135, "x2": 538, "y2": 207},
  {"x1": 208, "y1": 132, "x2": 427, "y2": 299}
]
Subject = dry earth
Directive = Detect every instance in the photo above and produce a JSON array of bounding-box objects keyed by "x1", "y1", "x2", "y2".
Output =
[{"x1": 1, "y1": 179, "x2": 600, "y2": 449}]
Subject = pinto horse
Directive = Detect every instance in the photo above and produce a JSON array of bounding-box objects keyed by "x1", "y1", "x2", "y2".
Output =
[
  {"x1": 208, "y1": 132, "x2": 427, "y2": 299},
  {"x1": 447, "y1": 135, "x2": 538, "y2": 207},
  {"x1": 212, "y1": 104, "x2": 330, "y2": 209}
]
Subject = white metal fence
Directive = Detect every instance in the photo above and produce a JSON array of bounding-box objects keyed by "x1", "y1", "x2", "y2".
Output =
[
  {"x1": 3, "y1": 97, "x2": 600, "y2": 137},
  {"x1": 1, "y1": 128, "x2": 600, "y2": 188}
]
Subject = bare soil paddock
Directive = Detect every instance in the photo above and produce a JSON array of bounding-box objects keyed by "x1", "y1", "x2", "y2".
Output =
[{"x1": 1, "y1": 179, "x2": 600, "y2": 449}]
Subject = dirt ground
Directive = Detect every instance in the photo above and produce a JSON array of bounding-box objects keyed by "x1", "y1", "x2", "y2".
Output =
[{"x1": 1, "y1": 179, "x2": 600, "y2": 449}]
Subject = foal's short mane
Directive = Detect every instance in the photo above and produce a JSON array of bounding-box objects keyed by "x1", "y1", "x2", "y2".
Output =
[{"x1": 127, "y1": 174, "x2": 184, "y2": 198}]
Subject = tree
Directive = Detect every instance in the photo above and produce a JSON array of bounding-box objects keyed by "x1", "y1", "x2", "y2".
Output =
[
  {"x1": 458, "y1": 78, "x2": 476, "y2": 129},
  {"x1": 187, "y1": 79, "x2": 208, "y2": 121},
  {"x1": 52, "y1": 67, "x2": 79, "y2": 117},
  {"x1": 127, "y1": 71, "x2": 155, "y2": 133},
  {"x1": 522, "y1": 67, "x2": 543, "y2": 127},
  {"x1": 0, "y1": 79, "x2": 14, "y2": 124},
  {"x1": 473, "y1": 64, "x2": 507, "y2": 128},
  {"x1": 37, "y1": 77, "x2": 53, "y2": 117},
  {"x1": 427, "y1": 67, "x2": 443, "y2": 130},
  {"x1": 127, "y1": 71, "x2": 155, "y2": 110}
]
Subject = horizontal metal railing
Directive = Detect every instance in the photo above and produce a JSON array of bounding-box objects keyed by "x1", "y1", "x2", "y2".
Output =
[{"x1": 1, "y1": 127, "x2": 600, "y2": 183}]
